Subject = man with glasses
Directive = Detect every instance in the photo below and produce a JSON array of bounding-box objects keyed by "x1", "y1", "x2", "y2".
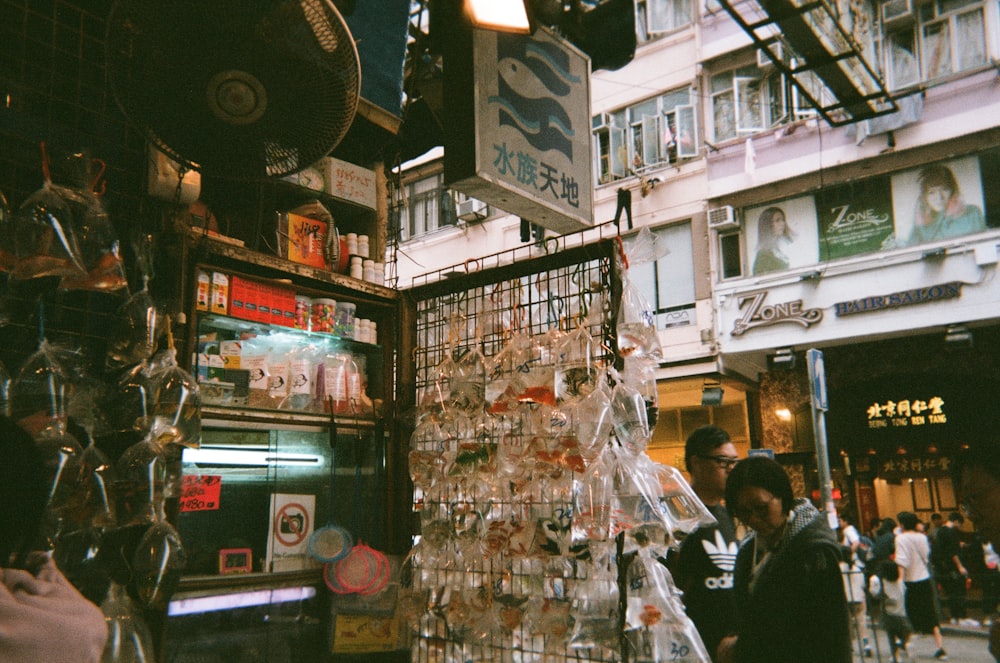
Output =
[{"x1": 666, "y1": 425, "x2": 740, "y2": 662}]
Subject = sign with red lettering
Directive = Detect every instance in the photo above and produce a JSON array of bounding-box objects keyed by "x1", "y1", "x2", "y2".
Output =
[{"x1": 180, "y1": 475, "x2": 222, "y2": 512}]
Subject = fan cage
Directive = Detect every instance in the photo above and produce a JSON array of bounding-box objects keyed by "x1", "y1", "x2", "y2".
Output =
[{"x1": 105, "y1": 0, "x2": 361, "y2": 180}]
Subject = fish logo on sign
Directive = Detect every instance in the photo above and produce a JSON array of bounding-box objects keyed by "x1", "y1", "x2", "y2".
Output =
[{"x1": 489, "y1": 34, "x2": 579, "y2": 160}]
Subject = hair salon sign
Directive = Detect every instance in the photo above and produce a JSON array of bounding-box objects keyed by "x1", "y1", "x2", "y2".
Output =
[{"x1": 731, "y1": 291, "x2": 823, "y2": 336}]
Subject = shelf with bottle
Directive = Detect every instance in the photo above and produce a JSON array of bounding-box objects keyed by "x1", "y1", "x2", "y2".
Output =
[
  {"x1": 194, "y1": 311, "x2": 383, "y2": 418},
  {"x1": 197, "y1": 170, "x2": 385, "y2": 277}
]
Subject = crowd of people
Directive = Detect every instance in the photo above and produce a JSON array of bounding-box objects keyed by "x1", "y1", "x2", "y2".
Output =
[{"x1": 667, "y1": 424, "x2": 1000, "y2": 663}]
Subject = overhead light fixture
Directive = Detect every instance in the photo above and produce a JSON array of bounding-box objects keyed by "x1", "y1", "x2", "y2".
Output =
[
  {"x1": 767, "y1": 348, "x2": 796, "y2": 371},
  {"x1": 701, "y1": 379, "x2": 724, "y2": 407},
  {"x1": 465, "y1": 0, "x2": 531, "y2": 33},
  {"x1": 944, "y1": 324, "x2": 973, "y2": 350}
]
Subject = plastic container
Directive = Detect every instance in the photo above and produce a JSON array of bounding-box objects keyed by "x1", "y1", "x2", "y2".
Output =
[
  {"x1": 373, "y1": 262, "x2": 384, "y2": 285},
  {"x1": 311, "y1": 298, "x2": 336, "y2": 333},
  {"x1": 294, "y1": 295, "x2": 312, "y2": 331},
  {"x1": 333, "y1": 301, "x2": 356, "y2": 338},
  {"x1": 345, "y1": 233, "x2": 358, "y2": 256},
  {"x1": 349, "y1": 255, "x2": 363, "y2": 280},
  {"x1": 362, "y1": 259, "x2": 375, "y2": 282},
  {"x1": 357, "y1": 235, "x2": 369, "y2": 259}
]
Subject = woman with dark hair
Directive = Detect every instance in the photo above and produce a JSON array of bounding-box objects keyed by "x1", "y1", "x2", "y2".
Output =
[
  {"x1": 752, "y1": 206, "x2": 796, "y2": 275},
  {"x1": 716, "y1": 456, "x2": 850, "y2": 663},
  {"x1": 871, "y1": 517, "x2": 898, "y2": 565},
  {"x1": 907, "y1": 164, "x2": 985, "y2": 245},
  {"x1": 895, "y1": 510, "x2": 948, "y2": 660}
]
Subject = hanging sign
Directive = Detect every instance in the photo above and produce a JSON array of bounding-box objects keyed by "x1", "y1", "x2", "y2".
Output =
[
  {"x1": 445, "y1": 26, "x2": 594, "y2": 233},
  {"x1": 321, "y1": 156, "x2": 377, "y2": 210},
  {"x1": 266, "y1": 493, "x2": 315, "y2": 572},
  {"x1": 179, "y1": 475, "x2": 222, "y2": 512}
]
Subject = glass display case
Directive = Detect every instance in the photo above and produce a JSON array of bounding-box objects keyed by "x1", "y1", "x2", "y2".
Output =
[
  {"x1": 164, "y1": 417, "x2": 388, "y2": 661},
  {"x1": 154, "y1": 230, "x2": 408, "y2": 660}
]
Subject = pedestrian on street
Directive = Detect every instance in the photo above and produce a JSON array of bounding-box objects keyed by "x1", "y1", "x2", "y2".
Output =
[
  {"x1": 716, "y1": 456, "x2": 850, "y2": 663},
  {"x1": 666, "y1": 425, "x2": 740, "y2": 663},
  {"x1": 871, "y1": 518, "x2": 898, "y2": 566},
  {"x1": 869, "y1": 559, "x2": 913, "y2": 661},
  {"x1": 933, "y1": 511, "x2": 975, "y2": 626},
  {"x1": 955, "y1": 441, "x2": 1000, "y2": 662},
  {"x1": 840, "y1": 539, "x2": 874, "y2": 657},
  {"x1": 895, "y1": 510, "x2": 949, "y2": 660}
]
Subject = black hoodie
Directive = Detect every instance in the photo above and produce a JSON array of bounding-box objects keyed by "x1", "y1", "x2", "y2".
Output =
[{"x1": 732, "y1": 498, "x2": 851, "y2": 663}]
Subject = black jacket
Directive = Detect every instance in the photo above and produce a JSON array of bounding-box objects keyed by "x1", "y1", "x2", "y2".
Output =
[
  {"x1": 732, "y1": 499, "x2": 851, "y2": 663},
  {"x1": 672, "y1": 503, "x2": 739, "y2": 661}
]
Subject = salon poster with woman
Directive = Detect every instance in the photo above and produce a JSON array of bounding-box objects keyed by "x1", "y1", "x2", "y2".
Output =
[
  {"x1": 747, "y1": 195, "x2": 819, "y2": 275},
  {"x1": 889, "y1": 155, "x2": 987, "y2": 247}
]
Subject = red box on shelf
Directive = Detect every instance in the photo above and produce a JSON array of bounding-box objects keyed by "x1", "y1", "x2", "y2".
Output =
[
  {"x1": 228, "y1": 276, "x2": 249, "y2": 320},
  {"x1": 269, "y1": 283, "x2": 285, "y2": 326}
]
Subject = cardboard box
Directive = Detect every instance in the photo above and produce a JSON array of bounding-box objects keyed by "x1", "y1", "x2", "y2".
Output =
[
  {"x1": 210, "y1": 272, "x2": 229, "y2": 316},
  {"x1": 278, "y1": 212, "x2": 329, "y2": 269},
  {"x1": 196, "y1": 270, "x2": 211, "y2": 312},
  {"x1": 246, "y1": 280, "x2": 264, "y2": 323},
  {"x1": 277, "y1": 284, "x2": 297, "y2": 327},
  {"x1": 269, "y1": 283, "x2": 285, "y2": 327},
  {"x1": 229, "y1": 276, "x2": 249, "y2": 320}
]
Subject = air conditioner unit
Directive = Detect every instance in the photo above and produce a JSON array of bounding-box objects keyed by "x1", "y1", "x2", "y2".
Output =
[
  {"x1": 592, "y1": 112, "x2": 613, "y2": 130},
  {"x1": 880, "y1": 0, "x2": 914, "y2": 26},
  {"x1": 757, "y1": 42, "x2": 784, "y2": 70},
  {"x1": 708, "y1": 205, "x2": 740, "y2": 231},
  {"x1": 457, "y1": 199, "x2": 487, "y2": 222}
]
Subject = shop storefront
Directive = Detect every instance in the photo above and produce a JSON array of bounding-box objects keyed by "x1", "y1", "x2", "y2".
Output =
[{"x1": 750, "y1": 328, "x2": 1000, "y2": 529}]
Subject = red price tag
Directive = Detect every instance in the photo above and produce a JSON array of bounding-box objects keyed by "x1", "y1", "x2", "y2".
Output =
[{"x1": 180, "y1": 475, "x2": 222, "y2": 512}]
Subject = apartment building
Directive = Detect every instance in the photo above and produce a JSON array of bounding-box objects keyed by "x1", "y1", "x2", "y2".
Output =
[{"x1": 392, "y1": 0, "x2": 1000, "y2": 523}]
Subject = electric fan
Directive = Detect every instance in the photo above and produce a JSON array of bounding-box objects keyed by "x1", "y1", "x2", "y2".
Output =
[{"x1": 106, "y1": 0, "x2": 361, "y2": 180}]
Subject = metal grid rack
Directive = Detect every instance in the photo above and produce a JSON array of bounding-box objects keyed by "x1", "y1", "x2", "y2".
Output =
[
  {"x1": 405, "y1": 232, "x2": 627, "y2": 663},
  {"x1": 0, "y1": 0, "x2": 146, "y2": 376}
]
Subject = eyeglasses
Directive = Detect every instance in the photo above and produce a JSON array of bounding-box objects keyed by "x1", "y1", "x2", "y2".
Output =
[
  {"x1": 698, "y1": 454, "x2": 740, "y2": 470},
  {"x1": 735, "y1": 495, "x2": 779, "y2": 522}
]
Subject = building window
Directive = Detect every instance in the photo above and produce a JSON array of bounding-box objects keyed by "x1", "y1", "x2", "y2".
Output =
[
  {"x1": 593, "y1": 87, "x2": 699, "y2": 184},
  {"x1": 627, "y1": 222, "x2": 697, "y2": 327},
  {"x1": 709, "y1": 55, "x2": 836, "y2": 142},
  {"x1": 390, "y1": 173, "x2": 456, "y2": 241},
  {"x1": 710, "y1": 65, "x2": 788, "y2": 142},
  {"x1": 719, "y1": 232, "x2": 743, "y2": 279},
  {"x1": 637, "y1": 0, "x2": 694, "y2": 42},
  {"x1": 881, "y1": 0, "x2": 987, "y2": 89}
]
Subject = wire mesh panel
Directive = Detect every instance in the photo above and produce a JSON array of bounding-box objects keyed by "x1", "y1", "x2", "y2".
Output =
[{"x1": 404, "y1": 236, "x2": 627, "y2": 663}]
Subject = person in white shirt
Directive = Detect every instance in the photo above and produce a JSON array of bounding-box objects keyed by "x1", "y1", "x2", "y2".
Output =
[{"x1": 895, "y1": 510, "x2": 948, "y2": 660}]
